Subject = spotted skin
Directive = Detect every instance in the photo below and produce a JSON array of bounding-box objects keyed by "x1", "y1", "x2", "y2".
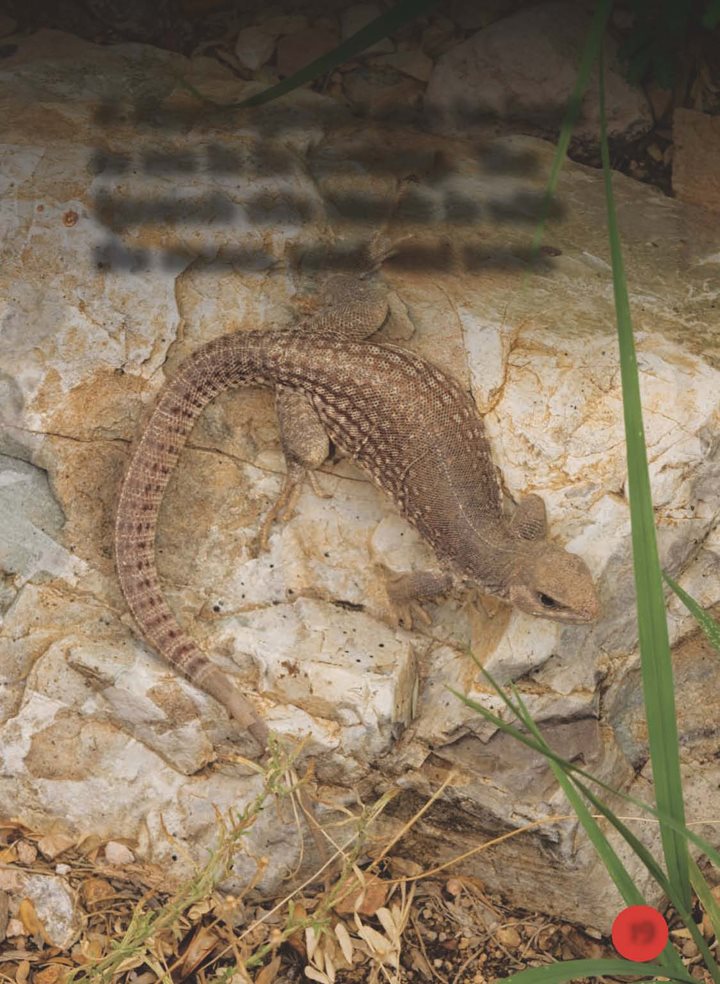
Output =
[{"x1": 115, "y1": 281, "x2": 599, "y2": 755}]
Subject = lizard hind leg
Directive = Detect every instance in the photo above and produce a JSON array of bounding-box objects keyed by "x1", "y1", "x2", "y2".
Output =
[{"x1": 256, "y1": 385, "x2": 333, "y2": 552}]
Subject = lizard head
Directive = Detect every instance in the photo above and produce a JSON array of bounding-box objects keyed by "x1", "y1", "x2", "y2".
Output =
[{"x1": 507, "y1": 543, "x2": 601, "y2": 624}]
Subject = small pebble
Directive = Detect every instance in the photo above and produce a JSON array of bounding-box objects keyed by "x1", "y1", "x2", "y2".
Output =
[{"x1": 104, "y1": 841, "x2": 135, "y2": 865}]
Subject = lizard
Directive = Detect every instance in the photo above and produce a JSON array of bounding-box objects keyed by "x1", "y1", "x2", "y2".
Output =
[{"x1": 114, "y1": 253, "x2": 600, "y2": 755}]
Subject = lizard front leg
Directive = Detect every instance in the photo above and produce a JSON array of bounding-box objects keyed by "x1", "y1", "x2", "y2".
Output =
[
  {"x1": 258, "y1": 259, "x2": 392, "y2": 550},
  {"x1": 378, "y1": 566, "x2": 454, "y2": 630},
  {"x1": 257, "y1": 385, "x2": 332, "y2": 551}
]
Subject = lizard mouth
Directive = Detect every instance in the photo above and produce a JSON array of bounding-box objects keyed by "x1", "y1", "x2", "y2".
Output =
[{"x1": 532, "y1": 602, "x2": 601, "y2": 624}]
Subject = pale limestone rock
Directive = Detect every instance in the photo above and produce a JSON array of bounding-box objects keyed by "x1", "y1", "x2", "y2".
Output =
[
  {"x1": 0, "y1": 29, "x2": 719, "y2": 932},
  {"x1": 425, "y1": 1, "x2": 652, "y2": 144},
  {"x1": 372, "y1": 48, "x2": 434, "y2": 83},
  {"x1": 672, "y1": 108, "x2": 720, "y2": 212},
  {"x1": 233, "y1": 25, "x2": 277, "y2": 73},
  {"x1": 104, "y1": 841, "x2": 135, "y2": 864},
  {"x1": 0, "y1": 869, "x2": 79, "y2": 948}
]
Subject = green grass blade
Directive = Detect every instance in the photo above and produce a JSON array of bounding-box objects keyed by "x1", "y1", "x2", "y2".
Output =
[
  {"x1": 510, "y1": 691, "x2": 699, "y2": 979},
  {"x1": 690, "y1": 854, "x2": 720, "y2": 945},
  {"x1": 510, "y1": 685, "x2": 717, "y2": 979},
  {"x1": 664, "y1": 571, "x2": 720, "y2": 653},
  {"x1": 453, "y1": 679, "x2": 720, "y2": 873},
  {"x1": 529, "y1": 0, "x2": 613, "y2": 258},
  {"x1": 598, "y1": 47, "x2": 689, "y2": 907},
  {"x1": 703, "y1": 0, "x2": 720, "y2": 28},
  {"x1": 176, "y1": 0, "x2": 440, "y2": 110},
  {"x1": 455, "y1": 674, "x2": 720, "y2": 980},
  {"x1": 504, "y1": 958, "x2": 696, "y2": 984}
]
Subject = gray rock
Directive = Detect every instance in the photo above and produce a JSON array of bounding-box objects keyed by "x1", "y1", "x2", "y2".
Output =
[
  {"x1": 0, "y1": 869, "x2": 79, "y2": 949},
  {"x1": 425, "y1": 1, "x2": 652, "y2": 145}
]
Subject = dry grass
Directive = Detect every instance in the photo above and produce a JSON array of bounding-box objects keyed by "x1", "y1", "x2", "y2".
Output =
[{"x1": 0, "y1": 743, "x2": 630, "y2": 983}]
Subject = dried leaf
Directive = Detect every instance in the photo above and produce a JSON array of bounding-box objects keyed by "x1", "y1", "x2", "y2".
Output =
[
  {"x1": 18, "y1": 898, "x2": 50, "y2": 943},
  {"x1": 388, "y1": 857, "x2": 423, "y2": 878},
  {"x1": 376, "y1": 907, "x2": 400, "y2": 944},
  {"x1": 177, "y1": 925, "x2": 220, "y2": 976},
  {"x1": 354, "y1": 919, "x2": 394, "y2": 960},
  {"x1": 16, "y1": 959, "x2": 30, "y2": 984},
  {"x1": 72, "y1": 935, "x2": 106, "y2": 965},
  {"x1": 187, "y1": 897, "x2": 214, "y2": 921},
  {"x1": 303, "y1": 925, "x2": 318, "y2": 962},
  {"x1": 334, "y1": 921, "x2": 354, "y2": 964},
  {"x1": 304, "y1": 967, "x2": 331, "y2": 984},
  {"x1": 254, "y1": 954, "x2": 281, "y2": 984},
  {"x1": 496, "y1": 925, "x2": 522, "y2": 948},
  {"x1": 285, "y1": 903, "x2": 307, "y2": 957},
  {"x1": 34, "y1": 964, "x2": 63, "y2": 984},
  {"x1": 0, "y1": 889, "x2": 8, "y2": 941},
  {"x1": 324, "y1": 949, "x2": 336, "y2": 982},
  {"x1": 81, "y1": 878, "x2": 114, "y2": 906},
  {"x1": 113, "y1": 951, "x2": 149, "y2": 975},
  {"x1": 75, "y1": 833, "x2": 104, "y2": 859},
  {"x1": 0, "y1": 845, "x2": 18, "y2": 863},
  {"x1": 333, "y1": 873, "x2": 388, "y2": 916}
]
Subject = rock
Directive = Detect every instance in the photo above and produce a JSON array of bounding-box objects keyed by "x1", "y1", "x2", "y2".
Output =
[
  {"x1": 372, "y1": 48, "x2": 434, "y2": 83},
  {"x1": 425, "y1": 0, "x2": 652, "y2": 144},
  {"x1": 672, "y1": 107, "x2": 720, "y2": 211},
  {"x1": 6, "y1": 918, "x2": 24, "y2": 939},
  {"x1": 37, "y1": 834, "x2": 74, "y2": 860},
  {"x1": 104, "y1": 841, "x2": 135, "y2": 864},
  {"x1": 0, "y1": 870, "x2": 79, "y2": 948},
  {"x1": 420, "y1": 16, "x2": 458, "y2": 58},
  {"x1": 342, "y1": 65, "x2": 424, "y2": 120},
  {"x1": 341, "y1": 3, "x2": 393, "y2": 54},
  {"x1": 15, "y1": 841, "x2": 38, "y2": 865},
  {"x1": 276, "y1": 25, "x2": 340, "y2": 78},
  {"x1": 233, "y1": 25, "x2": 277, "y2": 73},
  {"x1": 645, "y1": 81, "x2": 674, "y2": 122},
  {"x1": 1, "y1": 28, "x2": 719, "y2": 933},
  {"x1": 260, "y1": 14, "x2": 308, "y2": 36}
]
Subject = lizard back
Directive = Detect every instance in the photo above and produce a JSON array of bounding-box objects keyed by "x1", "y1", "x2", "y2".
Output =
[{"x1": 115, "y1": 330, "x2": 505, "y2": 711}]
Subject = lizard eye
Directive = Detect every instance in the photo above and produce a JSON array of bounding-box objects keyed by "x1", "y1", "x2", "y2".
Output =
[{"x1": 538, "y1": 592, "x2": 559, "y2": 608}]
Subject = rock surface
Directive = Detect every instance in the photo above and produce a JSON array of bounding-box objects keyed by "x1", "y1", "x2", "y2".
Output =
[
  {"x1": 425, "y1": 1, "x2": 652, "y2": 143},
  {"x1": 0, "y1": 29, "x2": 719, "y2": 931},
  {"x1": 0, "y1": 868, "x2": 79, "y2": 949},
  {"x1": 672, "y1": 107, "x2": 720, "y2": 212}
]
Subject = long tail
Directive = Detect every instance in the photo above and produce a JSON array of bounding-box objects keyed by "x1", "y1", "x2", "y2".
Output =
[{"x1": 115, "y1": 333, "x2": 273, "y2": 751}]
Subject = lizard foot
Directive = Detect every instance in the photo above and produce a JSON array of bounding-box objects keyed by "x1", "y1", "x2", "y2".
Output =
[
  {"x1": 256, "y1": 463, "x2": 331, "y2": 555},
  {"x1": 376, "y1": 564, "x2": 449, "y2": 631},
  {"x1": 256, "y1": 463, "x2": 308, "y2": 554}
]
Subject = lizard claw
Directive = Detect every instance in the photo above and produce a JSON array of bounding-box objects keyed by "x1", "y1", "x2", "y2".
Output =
[
  {"x1": 375, "y1": 562, "x2": 434, "y2": 631},
  {"x1": 256, "y1": 464, "x2": 331, "y2": 554}
]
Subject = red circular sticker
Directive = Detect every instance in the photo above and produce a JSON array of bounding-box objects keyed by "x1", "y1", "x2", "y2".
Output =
[{"x1": 612, "y1": 905, "x2": 669, "y2": 961}]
